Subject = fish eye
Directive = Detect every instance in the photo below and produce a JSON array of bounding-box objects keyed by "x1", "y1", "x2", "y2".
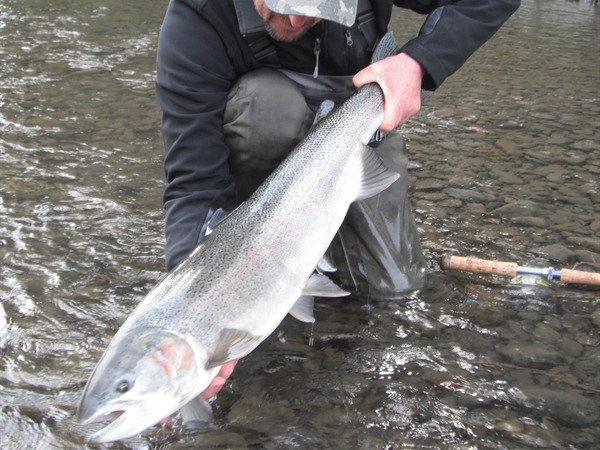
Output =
[{"x1": 115, "y1": 380, "x2": 131, "y2": 393}]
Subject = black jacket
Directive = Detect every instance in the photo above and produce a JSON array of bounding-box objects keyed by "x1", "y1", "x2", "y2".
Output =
[{"x1": 156, "y1": 0, "x2": 520, "y2": 270}]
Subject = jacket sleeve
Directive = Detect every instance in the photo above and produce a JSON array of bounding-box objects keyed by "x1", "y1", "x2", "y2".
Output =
[
  {"x1": 156, "y1": 0, "x2": 238, "y2": 270},
  {"x1": 397, "y1": 0, "x2": 520, "y2": 90}
]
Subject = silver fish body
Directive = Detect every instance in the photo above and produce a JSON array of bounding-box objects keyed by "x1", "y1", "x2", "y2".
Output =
[{"x1": 77, "y1": 32, "x2": 400, "y2": 443}]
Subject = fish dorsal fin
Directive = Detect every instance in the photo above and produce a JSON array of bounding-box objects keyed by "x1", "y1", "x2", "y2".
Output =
[
  {"x1": 181, "y1": 397, "x2": 215, "y2": 431},
  {"x1": 355, "y1": 145, "x2": 400, "y2": 201},
  {"x1": 302, "y1": 273, "x2": 350, "y2": 297},
  {"x1": 312, "y1": 99, "x2": 336, "y2": 126},
  {"x1": 289, "y1": 296, "x2": 315, "y2": 323},
  {"x1": 206, "y1": 328, "x2": 262, "y2": 369}
]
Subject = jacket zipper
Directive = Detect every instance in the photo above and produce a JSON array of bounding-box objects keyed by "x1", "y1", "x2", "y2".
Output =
[
  {"x1": 313, "y1": 30, "x2": 354, "y2": 78},
  {"x1": 345, "y1": 30, "x2": 353, "y2": 46},
  {"x1": 313, "y1": 37, "x2": 321, "y2": 78}
]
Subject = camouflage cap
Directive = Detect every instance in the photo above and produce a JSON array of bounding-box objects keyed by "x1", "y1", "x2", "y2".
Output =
[{"x1": 264, "y1": 0, "x2": 358, "y2": 27}]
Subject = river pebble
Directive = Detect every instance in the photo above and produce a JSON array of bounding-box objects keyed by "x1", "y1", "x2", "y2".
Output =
[
  {"x1": 532, "y1": 323, "x2": 561, "y2": 342},
  {"x1": 556, "y1": 338, "x2": 584, "y2": 358},
  {"x1": 496, "y1": 343, "x2": 563, "y2": 370},
  {"x1": 592, "y1": 308, "x2": 600, "y2": 328},
  {"x1": 513, "y1": 387, "x2": 600, "y2": 428}
]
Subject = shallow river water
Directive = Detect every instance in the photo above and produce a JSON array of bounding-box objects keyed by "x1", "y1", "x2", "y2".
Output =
[{"x1": 1, "y1": 1, "x2": 599, "y2": 449}]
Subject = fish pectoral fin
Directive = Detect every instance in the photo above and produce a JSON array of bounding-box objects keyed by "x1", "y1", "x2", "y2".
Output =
[
  {"x1": 181, "y1": 397, "x2": 215, "y2": 431},
  {"x1": 302, "y1": 273, "x2": 350, "y2": 298},
  {"x1": 355, "y1": 145, "x2": 400, "y2": 201},
  {"x1": 289, "y1": 296, "x2": 315, "y2": 323},
  {"x1": 206, "y1": 328, "x2": 263, "y2": 369}
]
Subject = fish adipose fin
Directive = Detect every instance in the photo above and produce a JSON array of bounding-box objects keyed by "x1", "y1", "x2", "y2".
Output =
[
  {"x1": 355, "y1": 145, "x2": 400, "y2": 201},
  {"x1": 181, "y1": 397, "x2": 216, "y2": 431},
  {"x1": 206, "y1": 328, "x2": 263, "y2": 369}
]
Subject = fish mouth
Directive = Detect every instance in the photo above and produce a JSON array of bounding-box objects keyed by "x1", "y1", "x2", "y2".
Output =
[
  {"x1": 82, "y1": 407, "x2": 168, "y2": 443},
  {"x1": 76, "y1": 396, "x2": 124, "y2": 426},
  {"x1": 78, "y1": 399, "x2": 171, "y2": 443},
  {"x1": 87, "y1": 409, "x2": 144, "y2": 443},
  {"x1": 79, "y1": 409, "x2": 124, "y2": 425}
]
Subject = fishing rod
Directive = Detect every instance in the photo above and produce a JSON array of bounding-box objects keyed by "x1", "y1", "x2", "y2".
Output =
[{"x1": 440, "y1": 254, "x2": 600, "y2": 286}]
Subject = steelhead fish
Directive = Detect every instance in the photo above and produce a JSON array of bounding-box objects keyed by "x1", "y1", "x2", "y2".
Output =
[{"x1": 77, "y1": 31, "x2": 400, "y2": 443}]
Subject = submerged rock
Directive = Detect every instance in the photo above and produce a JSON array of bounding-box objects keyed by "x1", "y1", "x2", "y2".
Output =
[
  {"x1": 516, "y1": 387, "x2": 600, "y2": 427},
  {"x1": 496, "y1": 343, "x2": 562, "y2": 370}
]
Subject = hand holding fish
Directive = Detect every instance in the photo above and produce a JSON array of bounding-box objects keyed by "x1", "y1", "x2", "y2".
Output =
[
  {"x1": 158, "y1": 360, "x2": 238, "y2": 427},
  {"x1": 200, "y1": 360, "x2": 237, "y2": 399},
  {"x1": 352, "y1": 52, "x2": 425, "y2": 132}
]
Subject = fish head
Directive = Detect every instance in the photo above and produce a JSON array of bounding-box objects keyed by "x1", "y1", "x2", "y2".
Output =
[{"x1": 77, "y1": 326, "x2": 212, "y2": 443}]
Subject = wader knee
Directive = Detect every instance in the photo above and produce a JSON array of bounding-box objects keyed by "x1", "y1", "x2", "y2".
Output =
[{"x1": 224, "y1": 68, "x2": 314, "y2": 202}]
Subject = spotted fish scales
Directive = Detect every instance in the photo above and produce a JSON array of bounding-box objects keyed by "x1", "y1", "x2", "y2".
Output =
[{"x1": 77, "y1": 31, "x2": 400, "y2": 443}]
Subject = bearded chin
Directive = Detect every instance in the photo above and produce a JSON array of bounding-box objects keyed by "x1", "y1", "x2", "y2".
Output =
[
  {"x1": 263, "y1": 15, "x2": 317, "y2": 43},
  {"x1": 264, "y1": 23, "x2": 303, "y2": 42}
]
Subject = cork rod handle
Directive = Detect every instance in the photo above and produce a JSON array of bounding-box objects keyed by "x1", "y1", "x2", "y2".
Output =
[
  {"x1": 440, "y1": 255, "x2": 518, "y2": 277},
  {"x1": 560, "y1": 269, "x2": 600, "y2": 286}
]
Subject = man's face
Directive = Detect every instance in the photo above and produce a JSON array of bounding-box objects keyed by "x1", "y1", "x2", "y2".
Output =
[{"x1": 253, "y1": 0, "x2": 321, "y2": 42}]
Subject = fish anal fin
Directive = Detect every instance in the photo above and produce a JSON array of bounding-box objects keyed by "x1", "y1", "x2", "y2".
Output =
[
  {"x1": 289, "y1": 296, "x2": 315, "y2": 323},
  {"x1": 206, "y1": 328, "x2": 262, "y2": 369}
]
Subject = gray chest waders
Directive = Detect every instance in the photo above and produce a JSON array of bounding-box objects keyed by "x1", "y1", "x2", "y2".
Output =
[
  {"x1": 223, "y1": 68, "x2": 426, "y2": 298},
  {"x1": 225, "y1": 0, "x2": 426, "y2": 297}
]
